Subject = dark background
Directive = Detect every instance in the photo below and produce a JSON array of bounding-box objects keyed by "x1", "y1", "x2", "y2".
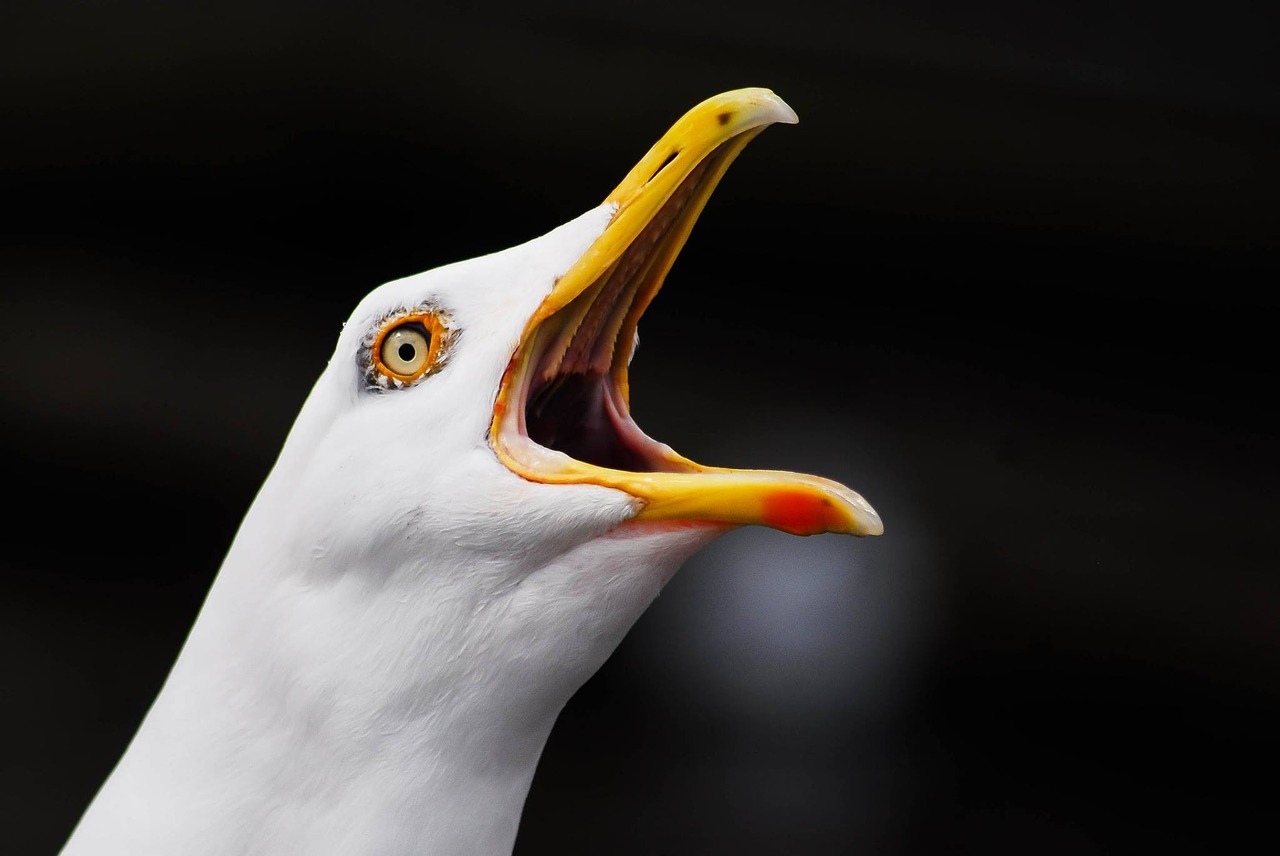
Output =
[{"x1": 3, "y1": 2, "x2": 1277, "y2": 853}]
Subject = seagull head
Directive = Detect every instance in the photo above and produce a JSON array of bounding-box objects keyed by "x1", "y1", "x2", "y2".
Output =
[{"x1": 229, "y1": 88, "x2": 884, "y2": 721}]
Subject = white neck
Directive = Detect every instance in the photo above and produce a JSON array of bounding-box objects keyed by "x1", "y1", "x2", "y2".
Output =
[{"x1": 61, "y1": 499, "x2": 722, "y2": 856}]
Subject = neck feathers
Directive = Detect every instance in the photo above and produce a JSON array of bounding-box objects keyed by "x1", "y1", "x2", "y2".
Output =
[{"x1": 62, "y1": 520, "x2": 721, "y2": 855}]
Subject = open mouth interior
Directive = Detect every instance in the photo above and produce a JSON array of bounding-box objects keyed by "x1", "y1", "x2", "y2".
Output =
[
  {"x1": 489, "y1": 89, "x2": 880, "y2": 537},
  {"x1": 512, "y1": 150, "x2": 729, "y2": 476}
]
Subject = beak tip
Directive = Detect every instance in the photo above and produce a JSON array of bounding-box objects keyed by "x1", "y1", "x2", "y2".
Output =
[
  {"x1": 750, "y1": 88, "x2": 799, "y2": 126},
  {"x1": 709, "y1": 87, "x2": 798, "y2": 129},
  {"x1": 826, "y1": 488, "x2": 882, "y2": 537}
]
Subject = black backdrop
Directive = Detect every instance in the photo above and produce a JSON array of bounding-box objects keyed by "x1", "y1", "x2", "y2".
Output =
[{"x1": 3, "y1": 2, "x2": 1277, "y2": 853}]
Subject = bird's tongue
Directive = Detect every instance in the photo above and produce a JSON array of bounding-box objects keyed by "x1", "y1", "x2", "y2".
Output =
[{"x1": 490, "y1": 88, "x2": 883, "y2": 538}]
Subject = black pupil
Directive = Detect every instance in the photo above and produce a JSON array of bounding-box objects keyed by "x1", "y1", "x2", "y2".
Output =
[{"x1": 398, "y1": 342, "x2": 417, "y2": 362}]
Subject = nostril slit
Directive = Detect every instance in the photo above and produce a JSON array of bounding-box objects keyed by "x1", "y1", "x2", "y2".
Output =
[{"x1": 651, "y1": 150, "x2": 679, "y2": 181}]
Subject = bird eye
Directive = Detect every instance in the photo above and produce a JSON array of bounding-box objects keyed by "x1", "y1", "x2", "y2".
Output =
[
  {"x1": 381, "y1": 324, "x2": 431, "y2": 375},
  {"x1": 371, "y1": 312, "x2": 449, "y2": 385}
]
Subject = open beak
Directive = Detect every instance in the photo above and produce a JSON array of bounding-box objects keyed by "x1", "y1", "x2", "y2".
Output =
[{"x1": 491, "y1": 88, "x2": 883, "y2": 537}]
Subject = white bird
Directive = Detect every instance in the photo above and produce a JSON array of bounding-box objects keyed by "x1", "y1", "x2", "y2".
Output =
[{"x1": 60, "y1": 87, "x2": 883, "y2": 856}]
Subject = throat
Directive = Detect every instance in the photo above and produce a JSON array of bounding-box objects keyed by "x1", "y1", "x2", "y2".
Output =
[
  {"x1": 62, "y1": 505, "x2": 721, "y2": 856},
  {"x1": 526, "y1": 371, "x2": 652, "y2": 471},
  {"x1": 61, "y1": 576, "x2": 567, "y2": 856}
]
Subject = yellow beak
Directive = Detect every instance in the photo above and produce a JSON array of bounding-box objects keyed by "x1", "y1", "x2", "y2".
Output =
[{"x1": 491, "y1": 88, "x2": 883, "y2": 537}]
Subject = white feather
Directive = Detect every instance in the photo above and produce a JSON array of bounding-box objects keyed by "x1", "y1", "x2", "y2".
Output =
[{"x1": 60, "y1": 203, "x2": 727, "y2": 856}]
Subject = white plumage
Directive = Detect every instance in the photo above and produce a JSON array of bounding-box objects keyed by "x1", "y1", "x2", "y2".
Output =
[{"x1": 60, "y1": 88, "x2": 881, "y2": 856}]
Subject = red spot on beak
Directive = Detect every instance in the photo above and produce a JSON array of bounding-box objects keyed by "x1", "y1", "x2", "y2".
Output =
[{"x1": 762, "y1": 490, "x2": 840, "y2": 536}]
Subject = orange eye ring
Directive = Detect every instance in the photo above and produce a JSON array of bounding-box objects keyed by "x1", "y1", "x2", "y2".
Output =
[{"x1": 372, "y1": 311, "x2": 450, "y2": 384}]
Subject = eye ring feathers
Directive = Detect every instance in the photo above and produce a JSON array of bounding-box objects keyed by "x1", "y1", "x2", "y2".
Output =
[{"x1": 360, "y1": 306, "x2": 456, "y2": 391}]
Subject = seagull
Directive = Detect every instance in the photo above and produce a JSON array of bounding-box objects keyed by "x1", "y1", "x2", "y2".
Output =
[{"x1": 60, "y1": 87, "x2": 883, "y2": 856}]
